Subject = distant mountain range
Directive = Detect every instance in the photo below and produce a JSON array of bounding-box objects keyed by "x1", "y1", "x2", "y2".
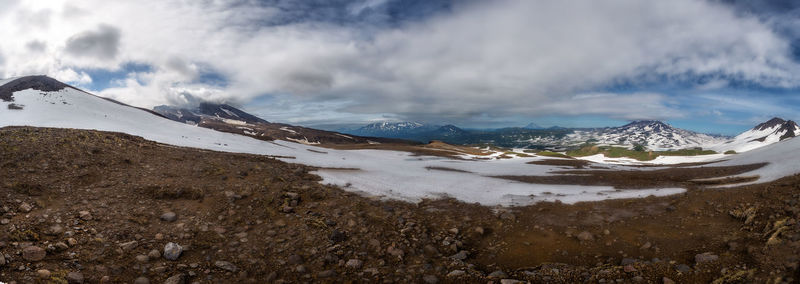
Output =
[{"x1": 342, "y1": 119, "x2": 799, "y2": 152}]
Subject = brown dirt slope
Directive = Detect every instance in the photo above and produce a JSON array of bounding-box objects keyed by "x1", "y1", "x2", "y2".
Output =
[{"x1": 0, "y1": 126, "x2": 799, "y2": 283}]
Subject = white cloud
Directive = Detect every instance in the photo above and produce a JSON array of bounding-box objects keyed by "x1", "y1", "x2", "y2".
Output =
[{"x1": 0, "y1": 0, "x2": 798, "y2": 125}]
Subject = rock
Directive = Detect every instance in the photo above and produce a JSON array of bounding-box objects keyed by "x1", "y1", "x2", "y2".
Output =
[
  {"x1": 120, "y1": 240, "x2": 138, "y2": 251},
  {"x1": 624, "y1": 265, "x2": 637, "y2": 272},
  {"x1": 19, "y1": 202, "x2": 32, "y2": 213},
  {"x1": 675, "y1": 264, "x2": 691, "y2": 273},
  {"x1": 67, "y1": 238, "x2": 78, "y2": 246},
  {"x1": 22, "y1": 246, "x2": 46, "y2": 261},
  {"x1": 46, "y1": 224, "x2": 64, "y2": 236},
  {"x1": 330, "y1": 229, "x2": 347, "y2": 243},
  {"x1": 0, "y1": 254, "x2": 5, "y2": 266},
  {"x1": 577, "y1": 231, "x2": 594, "y2": 241},
  {"x1": 160, "y1": 212, "x2": 178, "y2": 222},
  {"x1": 0, "y1": 218, "x2": 8, "y2": 225},
  {"x1": 136, "y1": 254, "x2": 149, "y2": 263},
  {"x1": 287, "y1": 254, "x2": 304, "y2": 265},
  {"x1": 78, "y1": 210, "x2": 93, "y2": 221},
  {"x1": 422, "y1": 275, "x2": 439, "y2": 283},
  {"x1": 345, "y1": 259, "x2": 363, "y2": 269},
  {"x1": 100, "y1": 276, "x2": 111, "y2": 283},
  {"x1": 214, "y1": 260, "x2": 238, "y2": 272},
  {"x1": 450, "y1": 250, "x2": 469, "y2": 260},
  {"x1": 318, "y1": 270, "x2": 336, "y2": 278},
  {"x1": 499, "y1": 212, "x2": 515, "y2": 220},
  {"x1": 163, "y1": 242, "x2": 183, "y2": 260},
  {"x1": 620, "y1": 258, "x2": 638, "y2": 265},
  {"x1": 500, "y1": 280, "x2": 522, "y2": 284},
  {"x1": 37, "y1": 269, "x2": 51, "y2": 279},
  {"x1": 295, "y1": 265, "x2": 307, "y2": 273},
  {"x1": 474, "y1": 227, "x2": 485, "y2": 235},
  {"x1": 148, "y1": 249, "x2": 161, "y2": 259},
  {"x1": 695, "y1": 252, "x2": 719, "y2": 264},
  {"x1": 447, "y1": 270, "x2": 466, "y2": 277},
  {"x1": 54, "y1": 242, "x2": 69, "y2": 251},
  {"x1": 423, "y1": 244, "x2": 439, "y2": 256},
  {"x1": 662, "y1": 277, "x2": 675, "y2": 284},
  {"x1": 66, "y1": 271, "x2": 84, "y2": 284},
  {"x1": 134, "y1": 277, "x2": 150, "y2": 284},
  {"x1": 163, "y1": 274, "x2": 185, "y2": 284},
  {"x1": 387, "y1": 246, "x2": 405, "y2": 259},
  {"x1": 640, "y1": 242, "x2": 652, "y2": 250},
  {"x1": 488, "y1": 270, "x2": 508, "y2": 278},
  {"x1": 632, "y1": 276, "x2": 644, "y2": 282}
]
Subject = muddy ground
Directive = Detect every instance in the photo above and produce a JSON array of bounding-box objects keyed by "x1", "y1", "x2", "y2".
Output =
[{"x1": 0, "y1": 127, "x2": 798, "y2": 283}]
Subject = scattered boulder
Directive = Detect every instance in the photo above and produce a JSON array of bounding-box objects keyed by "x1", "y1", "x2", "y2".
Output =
[
  {"x1": 66, "y1": 271, "x2": 84, "y2": 284},
  {"x1": 577, "y1": 231, "x2": 594, "y2": 241},
  {"x1": 36, "y1": 269, "x2": 51, "y2": 279},
  {"x1": 488, "y1": 270, "x2": 508, "y2": 278},
  {"x1": 148, "y1": 249, "x2": 161, "y2": 259},
  {"x1": 119, "y1": 240, "x2": 138, "y2": 251},
  {"x1": 449, "y1": 250, "x2": 469, "y2": 261},
  {"x1": 695, "y1": 252, "x2": 719, "y2": 264},
  {"x1": 18, "y1": 202, "x2": 32, "y2": 213},
  {"x1": 447, "y1": 270, "x2": 466, "y2": 277},
  {"x1": 160, "y1": 212, "x2": 178, "y2": 222},
  {"x1": 163, "y1": 274, "x2": 185, "y2": 284},
  {"x1": 163, "y1": 242, "x2": 183, "y2": 260},
  {"x1": 214, "y1": 260, "x2": 238, "y2": 272},
  {"x1": 78, "y1": 210, "x2": 93, "y2": 221},
  {"x1": 345, "y1": 259, "x2": 363, "y2": 269},
  {"x1": 22, "y1": 246, "x2": 46, "y2": 261}
]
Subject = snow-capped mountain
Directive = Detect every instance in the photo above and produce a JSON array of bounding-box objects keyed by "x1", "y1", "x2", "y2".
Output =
[
  {"x1": 345, "y1": 121, "x2": 439, "y2": 138},
  {"x1": 154, "y1": 102, "x2": 267, "y2": 125},
  {"x1": 568, "y1": 120, "x2": 728, "y2": 151},
  {"x1": 523, "y1": 122, "x2": 544, "y2": 129},
  {"x1": 711, "y1": 118, "x2": 800, "y2": 153}
]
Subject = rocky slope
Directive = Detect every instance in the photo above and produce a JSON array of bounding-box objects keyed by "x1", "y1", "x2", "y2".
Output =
[
  {"x1": 712, "y1": 117, "x2": 800, "y2": 153},
  {"x1": 568, "y1": 121, "x2": 728, "y2": 151},
  {"x1": 1, "y1": 127, "x2": 799, "y2": 283}
]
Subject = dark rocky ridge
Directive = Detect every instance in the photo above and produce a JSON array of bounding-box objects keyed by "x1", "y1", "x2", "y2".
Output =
[{"x1": 0, "y1": 75, "x2": 73, "y2": 102}]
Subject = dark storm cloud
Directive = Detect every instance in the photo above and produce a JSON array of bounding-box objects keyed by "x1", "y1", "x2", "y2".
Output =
[{"x1": 64, "y1": 24, "x2": 121, "y2": 60}]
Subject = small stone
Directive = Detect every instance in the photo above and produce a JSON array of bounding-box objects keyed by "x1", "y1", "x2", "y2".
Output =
[
  {"x1": 423, "y1": 275, "x2": 439, "y2": 283},
  {"x1": 148, "y1": 249, "x2": 161, "y2": 259},
  {"x1": 450, "y1": 250, "x2": 469, "y2": 260},
  {"x1": 160, "y1": 212, "x2": 177, "y2": 222},
  {"x1": 287, "y1": 254, "x2": 304, "y2": 265},
  {"x1": 163, "y1": 274, "x2": 185, "y2": 284},
  {"x1": 318, "y1": 270, "x2": 336, "y2": 278},
  {"x1": 330, "y1": 230, "x2": 347, "y2": 243},
  {"x1": 134, "y1": 277, "x2": 150, "y2": 284},
  {"x1": 0, "y1": 254, "x2": 5, "y2": 266},
  {"x1": 100, "y1": 276, "x2": 111, "y2": 283},
  {"x1": 163, "y1": 242, "x2": 183, "y2": 260},
  {"x1": 37, "y1": 269, "x2": 51, "y2": 279},
  {"x1": 67, "y1": 238, "x2": 78, "y2": 246},
  {"x1": 603, "y1": 229, "x2": 610, "y2": 235},
  {"x1": 474, "y1": 227, "x2": 485, "y2": 235},
  {"x1": 345, "y1": 259, "x2": 363, "y2": 269},
  {"x1": 214, "y1": 260, "x2": 238, "y2": 272},
  {"x1": 488, "y1": 270, "x2": 508, "y2": 278},
  {"x1": 66, "y1": 271, "x2": 84, "y2": 284},
  {"x1": 136, "y1": 254, "x2": 149, "y2": 263},
  {"x1": 23, "y1": 246, "x2": 46, "y2": 261},
  {"x1": 500, "y1": 280, "x2": 522, "y2": 284},
  {"x1": 46, "y1": 224, "x2": 64, "y2": 236},
  {"x1": 640, "y1": 242, "x2": 652, "y2": 250},
  {"x1": 577, "y1": 231, "x2": 594, "y2": 241},
  {"x1": 447, "y1": 270, "x2": 466, "y2": 277},
  {"x1": 694, "y1": 252, "x2": 719, "y2": 264},
  {"x1": 78, "y1": 210, "x2": 93, "y2": 221},
  {"x1": 120, "y1": 240, "x2": 138, "y2": 251},
  {"x1": 662, "y1": 277, "x2": 675, "y2": 284},
  {"x1": 19, "y1": 202, "x2": 32, "y2": 213},
  {"x1": 54, "y1": 242, "x2": 69, "y2": 251},
  {"x1": 632, "y1": 276, "x2": 644, "y2": 282},
  {"x1": 675, "y1": 264, "x2": 691, "y2": 274},
  {"x1": 624, "y1": 264, "x2": 637, "y2": 272},
  {"x1": 295, "y1": 265, "x2": 307, "y2": 273},
  {"x1": 0, "y1": 218, "x2": 8, "y2": 225}
]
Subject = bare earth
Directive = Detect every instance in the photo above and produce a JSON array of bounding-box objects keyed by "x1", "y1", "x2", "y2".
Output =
[{"x1": 0, "y1": 127, "x2": 798, "y2": 283}]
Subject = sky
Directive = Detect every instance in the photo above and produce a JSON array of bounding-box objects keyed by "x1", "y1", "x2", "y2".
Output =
[{"x1": 2, "y1": 0, "x2": 800, "y2": 135}]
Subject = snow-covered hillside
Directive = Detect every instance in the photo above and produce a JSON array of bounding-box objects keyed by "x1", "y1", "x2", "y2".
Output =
[
  {"x1": 346, "y1": 121, "x2": 438, "y2": 138},
  {"x1": 568, "y1": 120, "x2": 728, "y2": 151},
  {"x1": 1, "y1": 76, "x2": 685, "y2": 206},
  {"x1": 711, "y1": 118, "x2": 800, "y2": 153}
]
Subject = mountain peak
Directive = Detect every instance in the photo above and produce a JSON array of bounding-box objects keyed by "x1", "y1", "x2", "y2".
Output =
[
  {"x1": 620, "y1": 120, "x2": 672, "y2": 131},
  {"x1": 753, "y1": 117, "x2": 788, "y2": 131},
  {"x1": 1, "y1": 75, "x2": 75, "y2": 102}
]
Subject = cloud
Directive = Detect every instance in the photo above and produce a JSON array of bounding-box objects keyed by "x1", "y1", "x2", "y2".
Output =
[
  {"x1": 64, "y1": 24, "x2": 120, "y2": 60},
  {"x1": 0, "y1": 0, "x2": 799, "y2": 127}
]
